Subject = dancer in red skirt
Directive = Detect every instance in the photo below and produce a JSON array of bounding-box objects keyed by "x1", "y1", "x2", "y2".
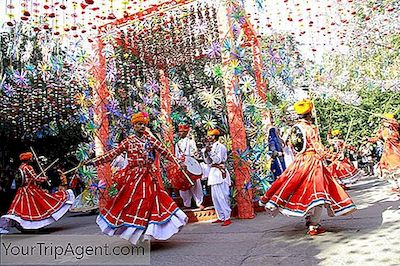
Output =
[
  {"x1": 259, "y1": 99, "x2": 356, "y2": 236},
  {"x1": 89, "y1": 112, "x2": 187, "y2": 245},
  {"x1": 369, "y1": 113, "x2": 400, "y2": 192},
  {"x1": 327, "y1": 129, "x2": 362, "y2": 188},
  {"x1": 0, "y1": 152, "x2": 75, "y2": 233}
]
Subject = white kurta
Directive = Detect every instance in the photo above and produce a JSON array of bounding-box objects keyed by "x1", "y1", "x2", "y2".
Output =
[
  {"x1": 206, "y1": 141, "x2": 232, "y2": 221},
  {"x1": 175, "y1": 137, "x2": 204, "y2": 208},
  {"x1": 200, "y1": 148, "x2": 211, "y2": 180}
]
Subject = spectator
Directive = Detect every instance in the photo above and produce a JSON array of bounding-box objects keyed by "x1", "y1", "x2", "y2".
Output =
[
  {"x1": 348, "y1": 149, "x2": 358, "y2": 169},
  {"x1": 360, "y1": 142, "x2": 374, "y2": 176}
]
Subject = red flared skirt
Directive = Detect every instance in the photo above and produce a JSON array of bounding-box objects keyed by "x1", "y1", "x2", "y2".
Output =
[
  {"x1": 264, "y1": 153, "x2": 356, "y2": 217},
  {"x1": 328, "y1": 157, "x2": 362, "y2": 185},
  {"x1": 379, "y1": 141, "x2": 400, "y2": 179},
  {"x1": 99, "y1": 167, "x2": 181, "y2": 230},
  {"x1": 7, "y1": 184, "x2": 71, "y2": 221}
]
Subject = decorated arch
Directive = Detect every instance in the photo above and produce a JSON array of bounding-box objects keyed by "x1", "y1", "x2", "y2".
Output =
[{"x1": 88, "y1": 0, "x2": 273, "y2": 218}]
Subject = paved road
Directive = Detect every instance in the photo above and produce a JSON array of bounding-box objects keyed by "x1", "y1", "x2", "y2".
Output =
[{"x1": 3, "y1": 176, "x2": 400, "y2": 266}]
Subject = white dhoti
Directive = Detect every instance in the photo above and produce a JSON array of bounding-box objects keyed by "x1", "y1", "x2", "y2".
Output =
[
  {"x1": 179, "y1": 179, "x2": 204, "y2": 207},
  {"x1": 211, "y1": 181, "x2": 231, "y2": 221}
]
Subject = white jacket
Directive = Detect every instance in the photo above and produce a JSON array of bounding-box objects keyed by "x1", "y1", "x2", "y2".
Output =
[
  {"x1": 175, "y1": 137, "x2": 197, "y2": 158},
  {"x1": 206, "y1": 141, "x2": 231, "y2": 186}
]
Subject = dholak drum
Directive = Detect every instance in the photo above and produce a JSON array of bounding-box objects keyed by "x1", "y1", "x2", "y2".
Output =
[
  {"x1": 167, "y1": 157, "x2": 202, "y2": 191},
  {"x1": 184, "y1": 156, "x2": 203, "y2": 182}
]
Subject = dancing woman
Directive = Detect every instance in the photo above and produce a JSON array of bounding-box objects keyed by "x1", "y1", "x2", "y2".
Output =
[
  {"x1": 260, "y1": 99, "x2": 356, "y2": 236},
  {"x1": 88, "y1": 112, "x2": 187, "y2": 245},
  {"x1": 369, "y1": 113, "x2": 400, "y2": 192},
  {"x1": 327, "y1": 129, "x2": 362, "y2": 188},
  {"x1": 0, "y1": 152, "x2": 74, "y2": 233}
]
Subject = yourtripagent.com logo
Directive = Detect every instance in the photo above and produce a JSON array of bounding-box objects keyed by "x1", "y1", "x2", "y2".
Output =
[{"x1": 0, "y1": 235, "x2": 150, "y2": 265}]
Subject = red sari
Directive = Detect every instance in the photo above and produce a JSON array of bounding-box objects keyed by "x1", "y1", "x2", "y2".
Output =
[
  {"x1": 261, "y1": 120, "x2": 356, "y2": 217},
  {"x1": 93, "y1": 132, "x2": 187, "y2": 245},
  {"x1": 370, "y1": 120, "x2": 400, "y2": 180},
  {"x1": 327, "y1": 138, "x2": 362, "y2": 185},
  {"x1": 1, "y1": 163, "x2": 74, "y2": 230}
]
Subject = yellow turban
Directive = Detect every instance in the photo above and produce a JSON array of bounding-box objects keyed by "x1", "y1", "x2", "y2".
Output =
[
  {"x1": 207, "y1": 129, "x2": 220, "y2": 136},
  {"x1": 293, "y1": 99, "x2": 313, "y2": 115},
  {"x1": 331, "y1": 129, "x2": 341, "y2": 136},
  {"x1": 131, "y1": 111, "x2": 150, "y2": 125},
  {"x1": 382, "y1": 113, "x2": 395, "y2": 120}
]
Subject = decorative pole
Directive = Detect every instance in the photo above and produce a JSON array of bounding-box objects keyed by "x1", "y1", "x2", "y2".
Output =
[
  {"x1": 250, "y1": 28, "x2": 272, "y2": 127},
  {"x1": 240, "y1": 10, "x2": 272, "y2": 126},
  {"x1": 252, "y1": 38, "x2": 267, "y2": 100},
  {"x1": 217, "y1": 3, "x2": 255, "y2": 219},
  {"x1": 92, "y1": 37, "x2": 111, "y2": 210},
  {"x1": 158, "y1": 68, "x2": 174, "y2": 188},
  {"x1": 159, "y1": 68, "x2": 174, "y2": 153}
]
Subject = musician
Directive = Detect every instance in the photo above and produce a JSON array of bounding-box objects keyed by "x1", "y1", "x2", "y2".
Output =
[
  {"x1": 175, "y1": 124, "x2": 205, "y2": 210},
  {"x1": 87, "y1": 112, "x2": 188, "y2": 245},
  {"x1": 205, "y1": 129, "x2": 232, "y2": 226},
  {"x1": 259, "y1": 99, "x2": 356, "y2": 236},
  {"x1": 0, "y1": 152, "x2": 74, "y2": 233}
]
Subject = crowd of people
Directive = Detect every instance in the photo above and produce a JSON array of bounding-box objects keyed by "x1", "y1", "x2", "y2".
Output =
[{"x1": 0, "y1": 98, "x2": 399, "y2": 243}]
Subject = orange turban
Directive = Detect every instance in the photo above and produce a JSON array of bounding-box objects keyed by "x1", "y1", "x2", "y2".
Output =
[
  {"x1": 131, "y1": 111, "x2": 150, "y2": 125},
  {"x1": 178, "y1": 124, "x2": 190, "y2": 132},
  {"x1": 19, "y1": 152, "x2": 33, "y2": 161},
  {"x1": 293, "y1": 98, "x2": 313, "y2": 115},
  {"x1": 207, "y1": 129, "x2": 220, "y2": 136}
]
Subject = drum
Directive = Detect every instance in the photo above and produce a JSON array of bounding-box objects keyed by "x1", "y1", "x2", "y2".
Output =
[
  {"x1": 184, "y1": 156, "x2": 202, "y2": 176},
  {"x1": 166, "y1": 156, "x2": 202, "y2": 191},
  {"x1": 166, "y1": 163, "x2": 194, "y2": 191},
  {"x1": 184, "y1": 156, "x2": 203, "y2": 184}
]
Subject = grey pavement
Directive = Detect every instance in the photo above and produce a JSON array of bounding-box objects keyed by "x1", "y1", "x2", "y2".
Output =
[{"x1": 3, "y1": 176, "x2": 400, "y2": 266}]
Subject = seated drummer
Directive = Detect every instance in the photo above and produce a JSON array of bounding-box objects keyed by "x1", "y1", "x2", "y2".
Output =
[{"x1": 175, "y1": 124, "x2": 205, "y2": 210}]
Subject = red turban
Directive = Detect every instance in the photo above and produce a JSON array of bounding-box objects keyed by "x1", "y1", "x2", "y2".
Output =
[
  {"x1": 19, "y1": 152, "x2": 33, "y2": 161},
  {"x1": 178, "y1": 124, "x2": 190, "y2": 132}
]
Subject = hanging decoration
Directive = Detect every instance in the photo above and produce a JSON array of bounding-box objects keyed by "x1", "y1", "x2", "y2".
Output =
[
  {"x1": 0, "y1": 22, "x2": 87, "y2": 140},
  {"x1": 0, "y1": 0, "x2": 399, "y2": 214}
]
